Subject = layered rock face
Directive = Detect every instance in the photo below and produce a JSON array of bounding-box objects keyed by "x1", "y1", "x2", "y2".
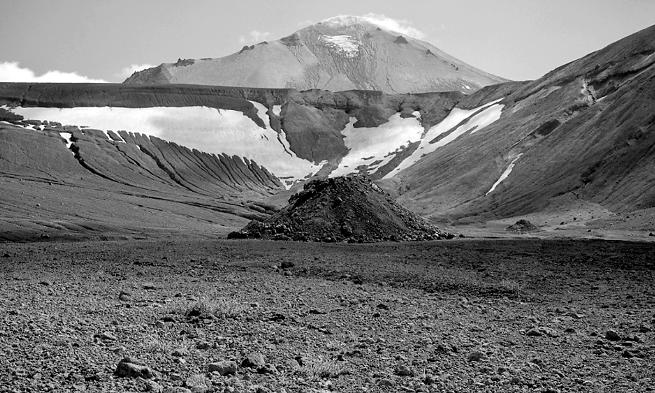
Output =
[
  {"x1": 124, "y1": 16, "x2": 506, "y2": 94},
  {"x1": 229, "y1": 176, "x2": 450, "y2": 242}
]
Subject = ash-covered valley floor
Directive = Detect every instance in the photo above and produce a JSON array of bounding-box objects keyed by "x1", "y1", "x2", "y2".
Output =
[{"x1": 1, "y1": 239, "x2": 653, "y2": 392}]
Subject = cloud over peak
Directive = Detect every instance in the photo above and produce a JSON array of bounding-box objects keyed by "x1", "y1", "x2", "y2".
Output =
[
  {"x1": 239, "y1": 30, "x2": 272, "y2": 45},
  {"x1": 322, "y1": 14, "x2": 426, "y2": 39},
  {"x1": 118, "y1": 63, "x2": 155, "y2": 79},
  {"x1": 0, "y1": 61, "x2": 107, "y2": 83}
]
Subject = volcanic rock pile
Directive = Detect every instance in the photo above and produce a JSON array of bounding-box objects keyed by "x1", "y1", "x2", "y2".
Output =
[
  {"x1": 506, "y1": 219, "x2": 539, "y2": 233},
  {"x1": 229, "y1": 176, "x2": 450, "y2": 242}
]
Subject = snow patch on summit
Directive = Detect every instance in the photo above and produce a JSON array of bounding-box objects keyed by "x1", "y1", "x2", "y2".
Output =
[{"x1": 320, "y1": 35, "x2": 360, "y2": 57}]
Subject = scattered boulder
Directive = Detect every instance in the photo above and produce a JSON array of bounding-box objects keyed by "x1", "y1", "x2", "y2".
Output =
[
  {"x1": 241, "y1": 352, "x2": 266, "y2": 368},
  {"x1": 467, "y1": 351, "x2": 485, "y2": 362},
  {"x1": 394, "y1": 365, "x2": 414, "y2": 376},
  {"x1": 208, "y1": 360, "x2": 237, "y2": 376},
  {"x1": 506, "y1": 219, "x2": 539, "y2": 233},
  {"x1": 229, "y1": 176, "x2": 450, "y2": 242},
  {"x1": 185, "y1": 374, "x2": 211, "y2": 393},
  {"x1": 114, "y1": 357, "x2": 155, "y2": 379},
  {"x1": 280, "y1": 261, "x2": 295, "y2": 269},
  {"x1": 605, "y1": 330, "x2": 621, "y2": 341},
  {"x1": 118, "y1": 291, "x2": 131, "y2": 301}
]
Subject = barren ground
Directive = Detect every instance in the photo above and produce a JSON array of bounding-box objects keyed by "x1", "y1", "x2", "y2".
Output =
[{"x1": 1, "y1": 239, "x2": 654, "y2": 392}]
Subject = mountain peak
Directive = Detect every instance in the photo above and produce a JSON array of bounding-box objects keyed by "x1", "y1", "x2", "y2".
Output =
[{"x1": 124, "y1": 15, "x2": 507, "y2": 93}]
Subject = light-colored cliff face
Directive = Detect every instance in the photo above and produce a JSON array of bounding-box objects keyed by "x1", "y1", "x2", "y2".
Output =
[{"x1": 124, "y1": 16, "x2": 506, "y2": 94}]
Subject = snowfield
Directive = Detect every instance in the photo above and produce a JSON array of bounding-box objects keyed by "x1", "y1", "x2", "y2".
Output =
[
  {"x1": 11, "y1": 103, "x2": 322, "y2": 186},
  {"x1": 7, "y1": 97, "x2": 505, "y2": 185},
  {"x1": 384, "y1": 99, "x2": 504, "y2": 179},
  {"x1": 320, "y1": 35, "x2": 360, "y2": 57},
  {"x1": 330, "y1": 112, "x2": 424, "y2": 177}
]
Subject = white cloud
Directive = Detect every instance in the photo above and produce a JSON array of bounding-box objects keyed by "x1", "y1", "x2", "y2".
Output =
[
  {"x1": 0, "y1": 61, "x2": 107, "y2": 83},
  {"x1": 322, "y1": 14, "x2": 426, "y2": 39},
  {"x1": 238, "y1": 30, "x2": 271, "y2": 45},
  {"x1": 118, "y1": 63, "x2": 155, "y2": 79}
]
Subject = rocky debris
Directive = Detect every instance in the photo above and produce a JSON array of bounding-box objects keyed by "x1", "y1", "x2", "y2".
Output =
[
  {"x1": 506, "y1": 219, "x2": 539, "y2": 233},
  {"x1": 208, "y1": 360, "x2": 237, "y2": 376},
  {"x1": 526, "y1": 327, "x2": 559, "y2": 338},
  {"x1": 1, "y1": 239, "x2": 653, "y2": 392},
  {"x1": 229, "y1": 176, "x2": 450, "y2": 242},
  {"x1": 114, "y1": 357, "x2": 155, "y2": 379}
]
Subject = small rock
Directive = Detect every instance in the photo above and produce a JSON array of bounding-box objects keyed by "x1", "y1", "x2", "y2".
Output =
[
  {"x1": 394, "y1": 365, "x2": 414, "y2": 376},
  {"x1": 163, "y1": 388, "x2": 192, "y2": 393},
  {"x1": 94, "y1": 332, "x2": 117, "y2": 342},
  {"x1": 257, "y1": 364, "x2": 278, "y2": 374},
  {"x1": 196, "y1": 341, "x2": 211, "y2": 350},
  {"x1": 208, "y1": 360, "x2": 237, "y2": 376},
  {"x1": 114, "y1": 357, "x2": 154, "y2": 379},
  {"x1": 378, "y1": 379, "x2": 394, "y2": 388},
  {"x1": 172, "y1": 348, "x2": 189, "y2": 357},
  {"x1": 606, "y1": 330, "x2": 621, "y2": 341},
  {"x1": 241, "y1": 352, "x2": 266, "y2": 368},
  {"x1": 526, "y1": 328, "x2": 542, "y2": 337},
  {"x1": 143, "y1": 283, "x2": 157, "y2": 290},
  {"x1": 145, "y1": 380, "x2": 163, "y2": 393},
  {"x1": 118, "y1": 291, "x2": 131, "y2": 301},
  {"x1": 185, "y1": 374, "x2": 211, "y2": 393},
  {"x1": 468, "y1": 351, "x2": 485, "y2": 362},
  {"x1": 280, "y1": 261, "x2": 294, "y2": 269}
]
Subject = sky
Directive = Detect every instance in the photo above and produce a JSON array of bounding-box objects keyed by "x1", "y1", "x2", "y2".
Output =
[{"x1": 1, "y1": 0, "x2": 653, "y2": 83}]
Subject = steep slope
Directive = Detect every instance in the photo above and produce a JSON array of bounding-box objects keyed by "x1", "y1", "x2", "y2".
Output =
[
  {"x1": 0, "y1": 116, "x2": 281, "y2": 241},
  {"x1": 124, "y1": 16, "x2": 506, "y2": 94},
  {"x1": 230, "y1": 176, "x2": 449, "y2": 242},
  {"x1": 387, "y1": 24, "x2": 655, "y2": 225}
]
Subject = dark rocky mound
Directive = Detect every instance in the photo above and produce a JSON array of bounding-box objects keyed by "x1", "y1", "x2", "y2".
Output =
[
  {"x1": 506, "y1": 219, "x2": 539, "y2": 233},
  {"x1": 229, "y1": 176, "x2": 450, "y2": 242}
]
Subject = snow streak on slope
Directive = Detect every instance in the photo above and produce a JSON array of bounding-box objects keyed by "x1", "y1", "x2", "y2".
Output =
[
  {"x1": 384, "y1": 99, "x2": 504, "y2": 179},
  {"x1": 486, "y1": 153, "x2": 523, "y2": 195},
  {"x1": 11, "y1": 104, "x2": 322, "y2": 185},
  {"x1": 330, "y1": 112, "x2": 424, "y2": 177}
]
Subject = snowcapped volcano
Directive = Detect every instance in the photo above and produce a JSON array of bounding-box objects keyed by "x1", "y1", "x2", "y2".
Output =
[{"x1": 124, "y1": 16, "x2": 507, "y2": 94}]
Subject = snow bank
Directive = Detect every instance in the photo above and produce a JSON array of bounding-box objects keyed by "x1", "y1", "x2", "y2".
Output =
[
  {"x1": 11, "y1": 103, "x2": 322, "y2": 185},
  {"x1": 384, "y1": 99, "x2": 504, "y2": 179},
  {"x1": 330, "y1": 112, "x2": 424, "y2": 177}
]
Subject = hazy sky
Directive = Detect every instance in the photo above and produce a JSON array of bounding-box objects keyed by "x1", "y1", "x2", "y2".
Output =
[{"x1": 1, "y1": 0, "x2": 654, "y2": 82}]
